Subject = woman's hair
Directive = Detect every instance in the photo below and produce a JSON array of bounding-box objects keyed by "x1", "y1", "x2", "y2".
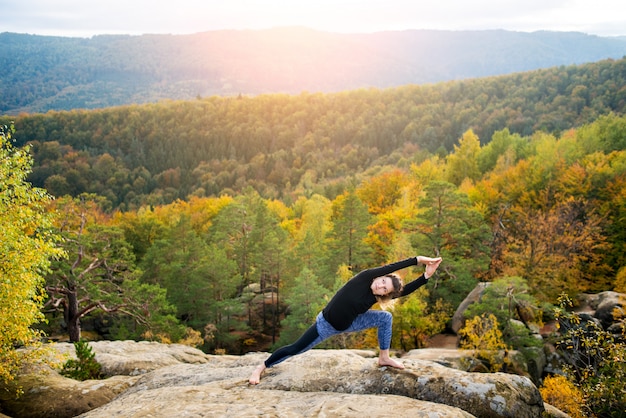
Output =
[{"x1": 375, "y1": 273, "x2": 404, "y2": 309}]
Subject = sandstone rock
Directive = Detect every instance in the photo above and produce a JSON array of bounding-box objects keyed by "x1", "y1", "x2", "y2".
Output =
[
  {"x1": 0, "y1": 365, "x2": 138, "y2": 418},
  {"x1": 252, "y1": 350, "x2": 544, "y2": 418},
  {"x1": 80, "y1": 384, "x2": 476, "y2": 417},
  {"x1": 55, "y1": 340, "x2": 214, "y2": 376},
  {"x1": 608, "y1": 321, "x2": 626, "y2": 336},
  {"x1": 2, "y1": 342, "x2": 564, "y2": 418},
  {"x1": 451, "y1": 282, "x2": 490, "y2": 333},
  {"x1": 543, "y1": 403, "x2": 573, "y2": 418},
  {"x1": 519, "y1": 346, "x2": 547, "y2": 385},
  {"x1": 404, "y1": 347, "x2": 471, "y2": 369},
  {"x1": 405, "y1": 347, "x2": 535, "y2": 382}
]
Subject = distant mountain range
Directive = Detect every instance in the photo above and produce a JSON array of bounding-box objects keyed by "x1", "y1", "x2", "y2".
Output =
[{"x1": 2, "y1": 28, "x2": 626, "y2": 115}]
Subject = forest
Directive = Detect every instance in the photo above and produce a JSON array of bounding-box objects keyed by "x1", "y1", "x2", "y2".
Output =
[
  {"x1": 2, "y1": 29, "x2": 626, "y2": 114},
  {"x1": 2, "y1": 56, "x2": 626, "y2": 416},
  {"x1": 2, "y1": 57, "x2": 626, "y2": 213}
]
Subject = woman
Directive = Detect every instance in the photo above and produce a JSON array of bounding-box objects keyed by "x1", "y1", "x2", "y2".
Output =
[{"x1": 248, "y1": 255, "x2": 443, "y2": 385}]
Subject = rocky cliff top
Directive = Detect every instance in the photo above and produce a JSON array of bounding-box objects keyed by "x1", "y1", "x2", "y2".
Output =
[{"x1": 0, "y1": 341, "x2": 570, "y2": 418}]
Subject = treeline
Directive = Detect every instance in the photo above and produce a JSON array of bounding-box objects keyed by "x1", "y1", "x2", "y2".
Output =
[
  {"x1": 3, "y1": 57, "x2": 626, "y2": 212},
  {"x1": 3, "y1": 29, "x2": 626, "y2": 114}
]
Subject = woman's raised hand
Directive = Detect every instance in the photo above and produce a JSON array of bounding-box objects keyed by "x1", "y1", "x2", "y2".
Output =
[
  {"x1": 418, "y1": 256, "x2": 442, "y2": 279},
  {"x1": 417, "y1": 256, "x2": 442, "y2": 265}
]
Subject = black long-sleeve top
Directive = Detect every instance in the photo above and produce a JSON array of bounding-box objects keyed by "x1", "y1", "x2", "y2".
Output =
[{"x1": 321, "y1": 257, "x2": 428, "y2": 330}]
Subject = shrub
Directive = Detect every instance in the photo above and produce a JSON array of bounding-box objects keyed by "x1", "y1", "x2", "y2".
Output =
[
  {"x1": 540, "y1": 374, "x2": 586, "y2": 418},
  {"x1": 464, "y1": 276, "x2": 543, "y2": 350},
  {"x1": 554, "y1": 293, "x2": 626, "y2": 417},
  {"x1": 60, "y1": 340, "x2": 102, "y2": 381},
  {"x1": 459, "y1": 313, "x2": 510, "y2": 372}
]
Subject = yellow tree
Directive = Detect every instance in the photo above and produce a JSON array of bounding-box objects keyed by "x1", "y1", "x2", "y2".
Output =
[
  {"x1": 459, "y1": 313, "x2": 509, "y2": 372},
  {"x1": 503, "y1": 197, "x2": 610, "y2": 300},
  {"x1": 0, "y1": 124, "x2": 64, "y2": 384},
  {"x1": 357, "y1": 169, "x2": 413, "y2": 263},
  {"x1": 446, "y1": 129, "x2": 482, "y2": 186}
]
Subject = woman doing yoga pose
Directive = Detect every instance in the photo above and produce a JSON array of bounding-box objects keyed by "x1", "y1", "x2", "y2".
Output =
[{"x1": 248, "y1": 255, "x2": 443, "y2": 385}]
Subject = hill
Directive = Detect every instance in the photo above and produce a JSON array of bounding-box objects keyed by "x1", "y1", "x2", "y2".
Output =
[
  {"x1": 2, "y1": 28, "x2": 626, "y2": 114},
  {"x1": 2, "y1": 57, "x2": 625, "y2": 210}
]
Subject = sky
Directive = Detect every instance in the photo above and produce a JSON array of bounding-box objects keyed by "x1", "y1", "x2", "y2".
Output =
[{"x1": 2, "y1": 0, "x2": 625, "y2": 38}]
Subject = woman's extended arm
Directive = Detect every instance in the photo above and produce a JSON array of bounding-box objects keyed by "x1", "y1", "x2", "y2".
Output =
[{"x1": 399, "y1": 256, "x2": 442, "y2": 297}]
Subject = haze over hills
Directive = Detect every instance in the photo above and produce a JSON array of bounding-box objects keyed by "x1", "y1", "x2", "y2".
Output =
[{"x1": 2, "y1": 28, "x2": 626, "y2": 115}]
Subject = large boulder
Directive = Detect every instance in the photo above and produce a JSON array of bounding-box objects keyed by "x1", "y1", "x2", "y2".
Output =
[
  {"x1": 451, "y1": 282, "x2": 490, "y2": 333},
  {"x1": 591, "y1": 291, "x2": 625, "y2": 329},
  {"x1": 251, "y1": 350, "x2": 545, "y2": 418},
  {"x1": 0, "y1": 341, "x2": 207, "y2": 417},
  {"x1": 80, "y1": 384, "x2": 475, "y2": 417}
]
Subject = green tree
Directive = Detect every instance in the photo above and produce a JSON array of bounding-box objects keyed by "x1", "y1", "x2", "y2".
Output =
[
  {"x1": 248, "y1": 193, "x2": 288, "y2": 344},
  {"x1": 408, "y1": 181, "x2": 491, "y2": 308},
  {"x1": 325, "y1": 188, "x2": 373, "y2": 279},
  {"x1": 289, "y1": 194, "x2": 331, "y2": 284},
  {"x1": 0, "y1": 124, "x2": 64, "y2": 385},
  {"x1": 60, "y1": 340, "x2": 102, "y2": 381},
  {"x1": 202, "y1": 244, "x2": 245, "y2": 352},
  {"x1": 140, "y1": 215, "x2": 212, "y2": 329},
  {"x1": 476, "y1": 128, "x2": 528, "y2": 174},
  {"x1": 141, "y1": 215, "x2": 244, "y2": 351},
  {"x1": 207, "y1": 193, "x2": 255, "y2": 289},
  {"x1": 274, "y1": 267, "x2": 327, "y2": 348},
  {"x1": 45, "y1": 195, "x2": 180, "y2": 342}
]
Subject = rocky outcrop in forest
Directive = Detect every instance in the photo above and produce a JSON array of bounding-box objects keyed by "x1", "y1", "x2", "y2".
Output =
[
  {"x1": 3, "y1": 291, "x2": 623, "y2": 417},
  {"x1": 1, "y1": 341, "x2": 570, "y2": 418}
]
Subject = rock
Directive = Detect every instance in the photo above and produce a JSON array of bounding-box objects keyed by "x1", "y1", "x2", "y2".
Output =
[
  {"x1": 2, "y1": 342, "x2": 563, "y2": 418},
  {"x1": 80, "y1": 385, "x2": 476, "y2": 417},
  {"x1": 519, "y1": 346, "x2": 547, "y2": 385},
  {"x1": 78, "y1": 349, "x2": 531, "y2": 417},
  {"x1": 608, "y1": 321, "x2": 626, "y2": 337},
  {"x1": 0, "y1": 364, "x2": 138, "y2": 418},
  {"x1": 250, "y1": 350, "x2": 544, "y2": 418},
  {"x1": 55, "y1": 340, "x2": 214, "y2": 376},
  {"x1": 593, "y1": 291, "x2": 625, "y2": 329},
  {"x1": 404, "y1": 348, "x2": 471, "y2": 369},
  {"x1": 543, "y1": 403, "x2": 573, "y2": 418},
  {"x1": 451, "y1": 282, "x2": 490, "y2": 333},
  {"x1": 405, "y1": 348, "x2": 533, "y2": 381}
]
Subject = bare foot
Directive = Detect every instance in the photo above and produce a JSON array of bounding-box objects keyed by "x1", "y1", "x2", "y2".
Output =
[
  {"x1": 378, "y1": 357, "x2": 405, "y2": 369},
  {"x1": 248, "y1": 364, "x2": 266, "y2": 385}
]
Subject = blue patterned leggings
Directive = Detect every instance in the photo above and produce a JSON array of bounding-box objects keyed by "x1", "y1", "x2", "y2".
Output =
[{"x1": 264, "y1": 310, "x2": 393, "y2": 368}]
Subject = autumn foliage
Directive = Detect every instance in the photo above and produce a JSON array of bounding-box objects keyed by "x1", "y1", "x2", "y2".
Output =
[
  {"x1": 0, "y1": 124, "x2": 63, "y2": 385},
  {"x1": 540, "y1": 374, "x2": 586, "y2": 418}
]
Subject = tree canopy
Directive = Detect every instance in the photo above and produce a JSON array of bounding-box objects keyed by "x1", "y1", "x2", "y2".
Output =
[{"x1": 2, "y1": 58, "x2": 624, "y2": 212}]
